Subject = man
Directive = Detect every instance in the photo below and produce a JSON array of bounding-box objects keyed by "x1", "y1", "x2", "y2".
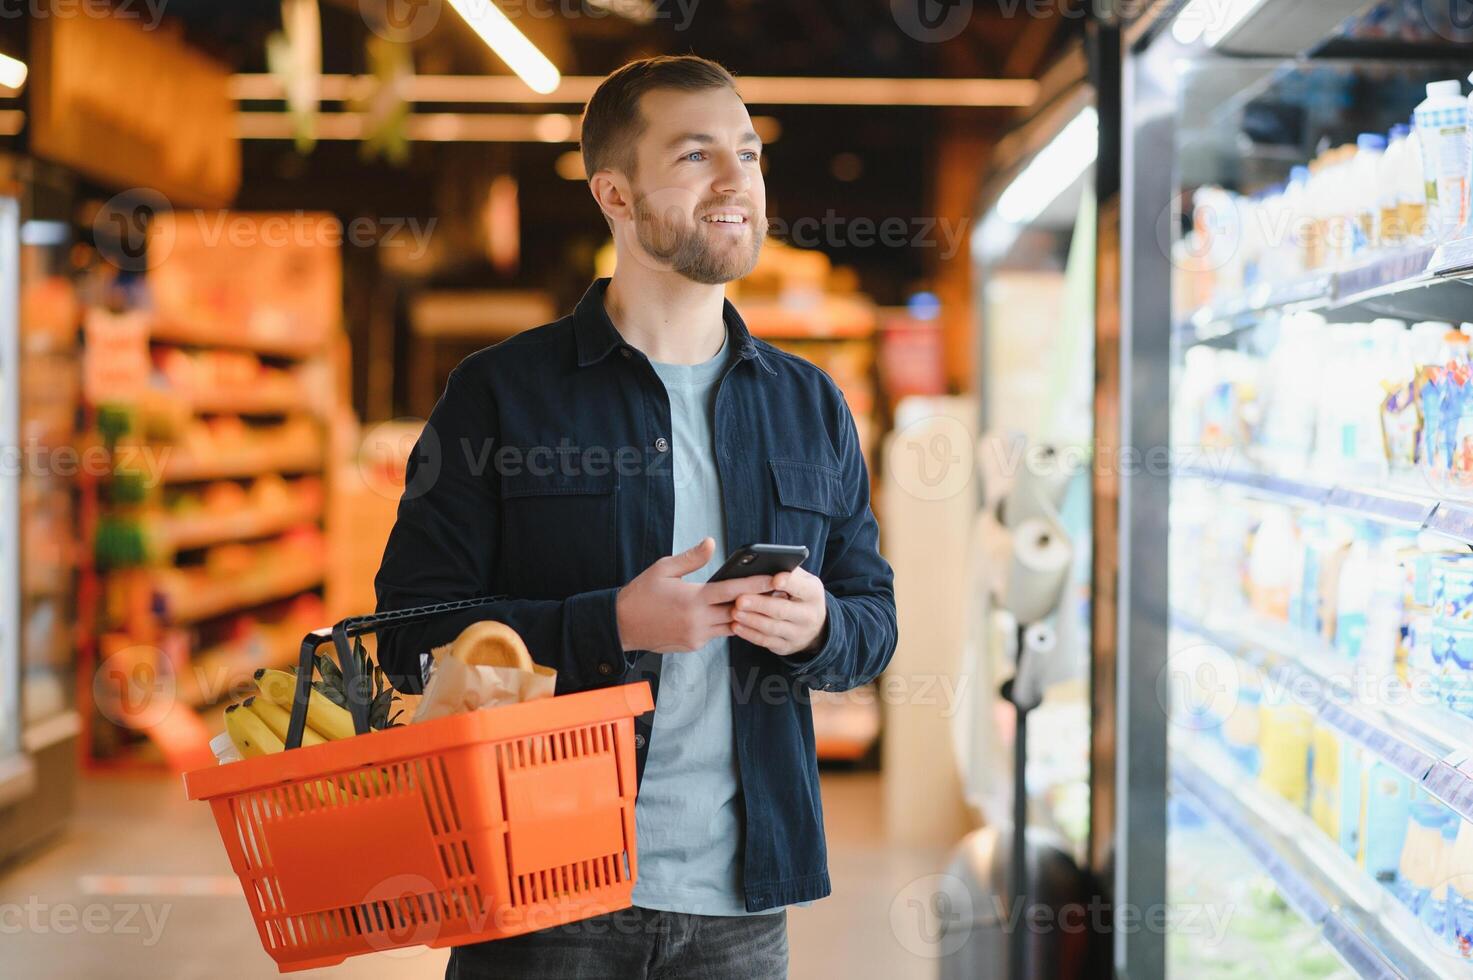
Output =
[{"x1": 374, "y1": 55, "x2": 897, "y2": 979}]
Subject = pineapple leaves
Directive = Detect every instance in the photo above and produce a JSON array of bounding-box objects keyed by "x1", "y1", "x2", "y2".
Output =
[{"x1": 307, "y1": 641, "x2": 402, "y2": 731}]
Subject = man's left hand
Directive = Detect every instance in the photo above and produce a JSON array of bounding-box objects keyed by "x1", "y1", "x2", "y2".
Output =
[{"x1": 730, "y1": 566, "x2": 827, "y2": 657}]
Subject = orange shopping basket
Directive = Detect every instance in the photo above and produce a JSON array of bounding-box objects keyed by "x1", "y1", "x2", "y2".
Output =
[{"x1": 183, "y1": 598, "x2": 654, "y2": 973}]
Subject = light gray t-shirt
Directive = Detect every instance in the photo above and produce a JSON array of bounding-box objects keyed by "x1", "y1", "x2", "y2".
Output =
[{"x1": 631, "y1": 330, "x2": 776, "y2": 916}]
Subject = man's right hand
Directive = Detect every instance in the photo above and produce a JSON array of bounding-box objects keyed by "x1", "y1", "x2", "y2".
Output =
[{"x1": 616, "y1": 537, "x2": 775, "y2": 653}]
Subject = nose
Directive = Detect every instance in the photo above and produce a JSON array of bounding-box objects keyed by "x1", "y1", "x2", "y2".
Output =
[{"x1": 711, "y1": 148, "x2": 750, "y2": 196}]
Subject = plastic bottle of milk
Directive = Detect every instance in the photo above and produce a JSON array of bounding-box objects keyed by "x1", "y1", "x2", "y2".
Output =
[
  {"x1": 1353, "y1": 133, "x2": 1387, "y2": 256},
  {"x1": 1282, "y1": 165, "x2": 1311, "y2": 276},
  {"x1": 1402, "y1": 120, "x2": 1431, "y2": 244},
  {"x1": 1415, "y1": 80, "x2": 1470, "y2": 241},
  {"x1": 1380, "y1": 127, "x2": 1409, "y2": 248},
  {"x1": 1324, "y1": 146, "x2": 1358, "y2": 268}
]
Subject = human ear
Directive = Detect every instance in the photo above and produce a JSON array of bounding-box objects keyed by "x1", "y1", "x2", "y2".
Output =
[{"x1": 589, "y1": 171, "x2": 633, "y2": 225}]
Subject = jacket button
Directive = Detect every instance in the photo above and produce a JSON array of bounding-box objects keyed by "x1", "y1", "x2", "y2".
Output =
[
  {"x1": 597, "y1": 662, "x2": 614, "y2": 676},
  {"x1": 620, "y1": 347, "x2": 634, "y2": 359},
  {"x1": 634, "y1": 733, "x2": 647, "y2": 749},
  {"x1": 654, "y1": 437, "x2": 669, "y2": 452}
]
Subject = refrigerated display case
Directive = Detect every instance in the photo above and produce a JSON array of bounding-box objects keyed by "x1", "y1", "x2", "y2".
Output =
[
  {"x1": 0, "y1": 196, "x2": 23, "y2": 819},
  {"x1": 0, "y1": 194, "x2": 83, "y2": 864},
  {"x1": 1117, "y1": 1, "x2": 1473, "y2": 975}
]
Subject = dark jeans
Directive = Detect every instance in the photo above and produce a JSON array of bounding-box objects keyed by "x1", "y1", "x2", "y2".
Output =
[{"x1": 445, "y1": 905, "x2": 789, "y2": 980}]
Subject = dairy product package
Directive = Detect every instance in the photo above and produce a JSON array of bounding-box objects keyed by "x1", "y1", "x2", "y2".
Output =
[
  {"x1": 1361, "y1": 762, "x2": 1413, "y2": 887},
  {"x1": 1258, "y1": 702, "x2": 1313, "y2": 808},
  {"x1": 1415, "y1": 80, "x2": 1470, "y2": 240}
]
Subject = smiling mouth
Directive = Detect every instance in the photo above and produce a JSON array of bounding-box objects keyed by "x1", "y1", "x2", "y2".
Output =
[{"x1": 701, "y1": 214, "x2": 748, "y2": 225}]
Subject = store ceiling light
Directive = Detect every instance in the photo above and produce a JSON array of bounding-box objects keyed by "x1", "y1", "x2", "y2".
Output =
[
  {"x1": 0, "y1": 53, "x2": 27, "y2": 92},
  {"x1": 555, "y1": 150, "x2": 586, "y2": 181},
  {"x1": 446, "y1": 0, "x2": 560, "y2": 95},
  {"x1": 236, "y1": 111, "x2": 582, "y2": 142},
  {"x1": 1172, "y1": 0, "x2": 1271, "y2": 47},
  {"x1": 231, "y1": 74, "x2": 1037, "y2": 108},
  {"x1": 533, "y1": 113, "x2": 573, "y2": 142},
  {"x1": 994, "y1": 106, "x2": 1098, "y2": 226}
]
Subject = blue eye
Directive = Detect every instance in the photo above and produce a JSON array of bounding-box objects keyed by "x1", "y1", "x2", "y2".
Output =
[
  {"x1": 685, "y1": 151, "x2": 706, "y2": 162},
  {"x1": 741, "y1": 151, "x2": 760, "y2": 162}
]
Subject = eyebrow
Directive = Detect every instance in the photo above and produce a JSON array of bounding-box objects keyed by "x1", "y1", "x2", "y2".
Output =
[{"x1": 666, "y1": 131, "x2": 764, "y2": 150}]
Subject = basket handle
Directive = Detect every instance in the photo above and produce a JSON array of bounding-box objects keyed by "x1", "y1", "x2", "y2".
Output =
[{"x1": 283, "y1": 595, "x2": 509, "y2": 750}]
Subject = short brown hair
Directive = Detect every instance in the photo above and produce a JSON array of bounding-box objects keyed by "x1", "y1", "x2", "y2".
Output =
[{"x1": 580, "y1": 55, "x2": 738, "y2": 180}]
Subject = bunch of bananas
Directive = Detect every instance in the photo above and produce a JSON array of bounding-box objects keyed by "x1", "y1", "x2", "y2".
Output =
[{"x1": 224, "y1": 668, "x2": 358, "y2": 758}]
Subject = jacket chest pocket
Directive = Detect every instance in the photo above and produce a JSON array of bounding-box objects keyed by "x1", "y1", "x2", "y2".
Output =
[
  {"x1": 768, "y1": 458, "x2": 845, "y2": 568},
  {"x1": 499, "y1": 471, "x2": 619, "y2": 598}
]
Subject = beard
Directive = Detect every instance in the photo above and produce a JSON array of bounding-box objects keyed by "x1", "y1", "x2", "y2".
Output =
[{"x1": 632, "y1": 191, "x2": 767, "y2": 285}]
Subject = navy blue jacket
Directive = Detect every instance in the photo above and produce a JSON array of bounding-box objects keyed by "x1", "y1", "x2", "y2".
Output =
[{"x1": 373, "y1": 278, "x2": 898, "y2": 912}]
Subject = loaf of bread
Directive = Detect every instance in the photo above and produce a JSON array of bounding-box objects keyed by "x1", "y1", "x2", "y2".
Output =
[{"x1": 449, "y1": 621, "x2": 533, "y2": 672}]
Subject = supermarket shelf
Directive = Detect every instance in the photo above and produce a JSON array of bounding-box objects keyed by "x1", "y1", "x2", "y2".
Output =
[
  {"x1": 742, "y1": 300, "x2": 876, "y2": 340},
  {"x1": 1175, "y1": 466, "x2": 1473, "y2": 543},
  {"x1": 1177, "y1": 241, "x2": 1473, "y2": 344},
  {"x1": 150, "y1": 319, "x2": 328, "y2": 360},
  {"x1": 161, "y1": 445, "x2": 322, "y2": 483},
  {"x1": 1311, "y1": 38, "x2": 1473, "y2": 62},
  {"x1": 1170, "y1": 610, "x2": 1473, "y2": 824},
  {"x1": 160, "y1": 558, "x2": 324, "y2": 625},
  {"x1": 176, "y1": 628, "x2": 304, "y2": 708},
  {"x1": 184, "y1": 382, "x2": 309, "y2": 416},
  {"x1": 1178, "y1": 274, "x2": 1334, "y2": 345},
  {"x1": 1173, "y1": 744, "x2": 1455, "y2": 980},
  {"x1": 153, "y1": 498, "x2": 322, "y2": 552}
]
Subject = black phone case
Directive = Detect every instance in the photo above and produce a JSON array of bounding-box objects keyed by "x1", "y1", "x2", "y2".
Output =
[{"x1": 707, "y1": 544, "x2": 809, "y2": 583}]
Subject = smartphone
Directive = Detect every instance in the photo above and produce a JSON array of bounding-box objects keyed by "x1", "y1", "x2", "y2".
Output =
[{"x1": 707, "y1": 543, "x2": 809, "y2": 583}]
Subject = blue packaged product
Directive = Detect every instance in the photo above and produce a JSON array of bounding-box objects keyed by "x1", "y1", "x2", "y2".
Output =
[
  {"x1": 1423, "y1": 373, "x2": 1448, "y2": 472},
  {"x1": 1338, "y1": 740, "x2": 1362, "y2": 861},
  {"x1": 1441, "y1": 562, "x2": 1473, "y2": 626},
  {"x1": 1445, "y1": 627, "x2": 1473, "y2": 717},
  {"x1": 1411, "y1": 551, "x2": 1436, "y2": 608},
  {"x1": 1365, "y1": 763, "x2": 1414, "y2": 891}
]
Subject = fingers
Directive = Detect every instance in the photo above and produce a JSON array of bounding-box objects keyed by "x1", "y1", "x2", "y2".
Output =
[
  {"x1": 731, "y1": 610, "x2": 794, "y2": 645},
  {"x1": 702, "y1": 605, "x2": 736, "y2": 628},
  {"x1": 772, "y1": 567, "x2": 819, "y2": 598},
  {"x1": 700, "y1": 575, "x2": 776, "y2": 604},
  {"x1": 732, "y1": 592, "x2": 794, "y2": 618},
  {"x1": 661, "y1": 537, "x2": 716, "y2": 577}
]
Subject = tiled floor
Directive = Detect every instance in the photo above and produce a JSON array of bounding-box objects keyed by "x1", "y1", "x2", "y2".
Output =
[{"x1": 0, "y1": 770, "x2": 952, "y2": 979}]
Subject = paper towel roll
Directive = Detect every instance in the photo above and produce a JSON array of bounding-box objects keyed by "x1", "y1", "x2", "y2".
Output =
[
  {"x1": 1001, "y1": 445, "x2": 1074, "y2": 529},
  {"x1": 1023, "y1": 622, "x2": 1057, "y2": 657},
  {"x1": 1003, "y1": 519, "x2": 1073, "y2": 624},
  {"x1": 1013, "y1": 621, "x2": 1058, "y2": 709}
]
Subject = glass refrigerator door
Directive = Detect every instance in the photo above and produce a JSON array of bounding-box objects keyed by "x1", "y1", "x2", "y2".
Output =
[
  {"x1": 1121, "y1": 1, "x2": 1473, "y2": 976},
  {"x1": 17, "y1": 218, "x2": 79, "y2": 741},
  {"x1": 0, "y1": 195, "x2": 30, "y2": 806}
]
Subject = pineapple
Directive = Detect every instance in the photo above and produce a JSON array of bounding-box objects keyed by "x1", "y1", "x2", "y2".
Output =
[{"x1": 310, "y1": 638, "x2": 404, "y2": 732}]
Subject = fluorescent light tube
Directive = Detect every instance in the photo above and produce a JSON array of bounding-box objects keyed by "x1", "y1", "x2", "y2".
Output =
[
  {"x1": 446, "y1": 0, "x2": 560, "y2": 95},
  {"x1": 0, "y1": 53, "x2": 27, "y2": 91},
  {"x1": 994, "y1": 107, "x2": 1098, "y2": 226}
]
